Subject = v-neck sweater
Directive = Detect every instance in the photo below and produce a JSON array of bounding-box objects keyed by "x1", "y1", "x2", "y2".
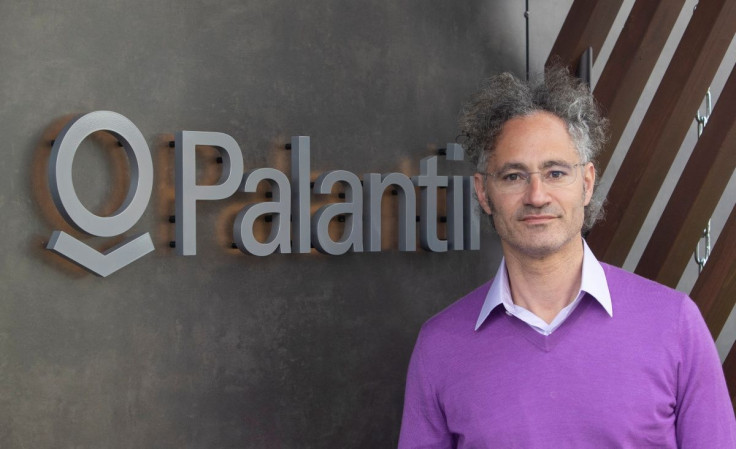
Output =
[{"x1": 398, "y1": 264, "x2": 736, "y2": 448}]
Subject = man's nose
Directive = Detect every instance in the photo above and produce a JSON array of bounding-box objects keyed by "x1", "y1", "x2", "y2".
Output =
[{"x1": 523, "y1": 173, "x2": 550, "y2": 206}]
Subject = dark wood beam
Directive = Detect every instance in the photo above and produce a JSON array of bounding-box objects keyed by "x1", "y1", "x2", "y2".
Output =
[
  {"x1": 586, "y1": 0, "x2": 736, "y2": 266},
  {"x1": 689, "y1": 205, "x2": 736, "y2": 339},
  {"x1": 724, "y1": 344, "x2": 736, "y2": 413},
  {"x1": 635, "y1": 65, "x2": 736, "y2": 287},
  {"x1": 546, "y1": 0, "x2": 624, "y2": 72},
  {"x1": 593, "y1": 0, "x2": 686, "y2": 173}
]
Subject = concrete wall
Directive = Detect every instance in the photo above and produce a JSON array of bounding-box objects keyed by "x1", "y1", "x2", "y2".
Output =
[{"x1": 0, "y1": 1, "x2": 562, "y2": 447}]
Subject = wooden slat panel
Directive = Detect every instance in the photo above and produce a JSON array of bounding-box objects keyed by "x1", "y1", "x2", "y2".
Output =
[
  {"x1": 690, "y1": 205, "x2": 736, "y2": 338},
  {"x1": 586, "y1": 0, "x2": 736, "y2": 266},
  {"x1": 546, "y1": 0, "x2": 624, "y2": 71},
  {"x1": 723, "y1": 343, "x2": 736, "y2": 412},
  {"x1": 635, "y1": 66, "x2": 736, "y2": 287},
  {"x1": 593, "y1": 0, "x2": 686, "y2": 173}
]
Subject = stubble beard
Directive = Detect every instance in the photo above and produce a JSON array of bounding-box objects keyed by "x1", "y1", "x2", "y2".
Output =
[{"x1": 486, "y1": 193, "x2": 585, "y2": 260}]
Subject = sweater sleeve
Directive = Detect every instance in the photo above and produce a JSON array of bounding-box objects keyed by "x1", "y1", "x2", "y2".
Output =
[
  {"x1": 674, "y1": 297, "x2": 736, "y2": 448},
  {"x1": 397, "y1": 328, "x2": 454, "y2": 449}
]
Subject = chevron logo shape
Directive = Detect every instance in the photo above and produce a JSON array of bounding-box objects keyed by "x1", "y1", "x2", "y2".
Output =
[{"x1": 47, "y1": 231, "x2": 155, "y2": 277}]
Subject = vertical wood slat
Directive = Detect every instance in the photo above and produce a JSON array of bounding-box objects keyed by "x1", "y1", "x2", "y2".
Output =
[
  {"x1": 635, "y1": 65, "x2": 736, "y2": 287},
  {"x1": 545, "y1": 0, "x2": 624, "y2": 72},
  {"x1": 723, "y1": 343, "x2": 736, "y2": 414},
  {"x1": 690, "y1": 205, "x2": 736, "y2": 338},
  {"x1": 593, "y1": 0, "x2": 686, "y2": 173},
  {"x1": 724, "y1": 342, "x2": 736, "y2": 414},
  {"x1": 586, "y1": 0, "x2": 736, "y2": 266}
]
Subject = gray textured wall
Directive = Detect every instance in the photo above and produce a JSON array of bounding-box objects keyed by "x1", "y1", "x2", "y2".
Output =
[{"x1": 0, "y1": 1, "x2": 555, "y2": 447}]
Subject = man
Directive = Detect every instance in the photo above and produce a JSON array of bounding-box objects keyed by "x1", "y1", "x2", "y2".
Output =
[{"x1": 398, "y1": 68, "x2": 736, "y2": 448}]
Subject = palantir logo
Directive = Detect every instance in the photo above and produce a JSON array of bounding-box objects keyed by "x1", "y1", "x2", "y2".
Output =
[
  {"x1": 44, "y1": 111, "x2": 480, "y2": 277},
  {"x1": 46, "y1": 111, "x2": 155, "y2": 277}
]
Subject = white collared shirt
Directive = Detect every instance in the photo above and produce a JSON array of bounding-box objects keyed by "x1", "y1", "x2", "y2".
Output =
[{"x1": 474, "y1": 240, "x2": 613, "y2": 334}]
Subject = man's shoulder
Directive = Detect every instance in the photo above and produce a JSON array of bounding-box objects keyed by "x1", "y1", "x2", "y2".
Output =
[
  {"x1": 601, "y1": 263, "x2": 686, "y2": 297},
  {"x1": 600, "y1": 262, "x2": 692, "y2": 315},
  {"x1": 419, "y1": 280, "x2": 492, "y2": 336}
]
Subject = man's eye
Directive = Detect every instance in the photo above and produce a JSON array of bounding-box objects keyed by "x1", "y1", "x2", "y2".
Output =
[
  {"x1": 547, "y1": 170, "x2": 568, "y2": 180},
  {"x1": 502, "y1": 173, "x2": 524, "y2": 182}
]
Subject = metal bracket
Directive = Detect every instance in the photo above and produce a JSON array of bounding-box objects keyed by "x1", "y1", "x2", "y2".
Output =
[{"x1": 693, "y1": 89, "x2": 712, "y2": 273}]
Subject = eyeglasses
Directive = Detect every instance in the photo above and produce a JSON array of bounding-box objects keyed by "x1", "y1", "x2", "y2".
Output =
[{"x1": 481, "y1": 162, "x2": 584, "y2": 194}]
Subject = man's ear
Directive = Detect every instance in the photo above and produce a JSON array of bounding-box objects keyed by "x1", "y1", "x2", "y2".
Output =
[
  {"x1": 474, "y1": 173, "x2": 492, "y2": 215},
  {"x1": 582, "y1": 162, "x2": 595, "y2": 206}
]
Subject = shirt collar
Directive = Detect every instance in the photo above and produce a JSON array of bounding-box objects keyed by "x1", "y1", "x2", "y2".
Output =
[{"x1": 474, "y1": 239, "x2": 612, "y2": 331}]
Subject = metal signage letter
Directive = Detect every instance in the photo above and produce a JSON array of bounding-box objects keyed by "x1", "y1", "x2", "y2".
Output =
[
  {"x1": 175, "y1": 131, "x2": 245, "y2": 255},
  {"x1": 46, "y1": 111, "x2": 155, "y2": 276},
  {"x1": 363, "y1": 172, "x2": 417, "y2": 252},
  {"x1": 413, "y1": 155, "x2": 448, "y2": 252},
  {"x1": 311, "y1": 170, "x2": 363, "y2": 255},
  {"x1": 291, "y1": 136, "x2": 311, "y2": 253},
  {"x1": 233, "y1": 168, "x2": 292, "y2": 256}
]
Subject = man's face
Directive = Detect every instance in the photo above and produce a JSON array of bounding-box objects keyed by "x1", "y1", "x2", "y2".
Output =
[{"x1": 473, "y1": 111, "x2": 595, "y2": 259}]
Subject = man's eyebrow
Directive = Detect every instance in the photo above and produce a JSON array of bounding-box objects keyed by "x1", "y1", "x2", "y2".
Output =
[
  {"x1": 541, "y1": 160, "x2": 575, "y2": 168},
  {"x1": 496, "y1": 162, "x2": 528, "y2": 172},
  {"x1": 495, "y1": 160, "x2": 574, "y2": 172}
]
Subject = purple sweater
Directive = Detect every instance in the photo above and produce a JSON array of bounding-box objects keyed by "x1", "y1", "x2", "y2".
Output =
[{"x1": 398, "y1": 264, "x2": 736, "y2": 448}]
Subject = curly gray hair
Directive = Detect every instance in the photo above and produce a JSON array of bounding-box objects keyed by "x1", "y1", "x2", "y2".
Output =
[{"x1": 458, "y1": 66, "x2": 608, "y2": 232}]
